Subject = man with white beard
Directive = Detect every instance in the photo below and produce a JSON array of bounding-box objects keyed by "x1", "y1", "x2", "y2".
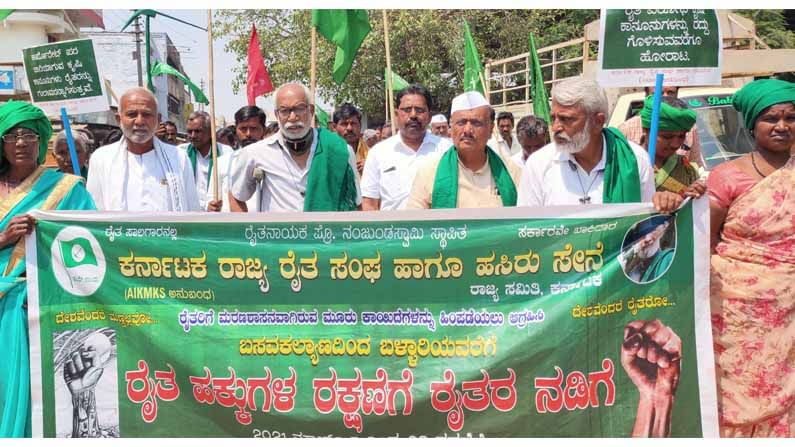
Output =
[
  {"x1": 228, "y1": 82, "x2": 361, "y2": 212},
  {"x1": 619, "y1": 216, "x2": 675, "y2": 282},
  {"x1": 87, "y1": 87, "x2": 200, "y2": 211},
  {"x1": 516, "y1": 78, "x2": 683, "y2": 213}
]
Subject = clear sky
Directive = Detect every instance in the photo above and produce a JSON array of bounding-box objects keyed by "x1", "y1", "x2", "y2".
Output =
[{"x1": 99, "y1": 9, "x2": 274, "y2": 125}]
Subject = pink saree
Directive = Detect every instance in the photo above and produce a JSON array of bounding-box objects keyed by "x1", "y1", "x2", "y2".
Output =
[{"x1": 710, "y1": 157, "x2": 795, "y2": 437}]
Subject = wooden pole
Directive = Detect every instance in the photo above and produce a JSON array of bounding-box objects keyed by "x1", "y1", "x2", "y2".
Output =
[
  {"x1": 207, "y1": 9, "x2": 219, "y2": 203},
  {"x1": 383, "y1": 10, "x2": 396, "y2": 134},
  {"x1": 310, "y1": 25, "x2": 317, "y2": 127}
]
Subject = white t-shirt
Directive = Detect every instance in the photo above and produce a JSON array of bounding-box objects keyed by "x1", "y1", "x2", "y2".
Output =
[
  {"x1": 360, "y1": 132, "x2": 451, "y2": 210},
  {"x1": 517, "y1": 136, "x2": 655, "y2": 207},
  {"x1": 229, "y1": 130, "x2": 362, "y2": 212}
]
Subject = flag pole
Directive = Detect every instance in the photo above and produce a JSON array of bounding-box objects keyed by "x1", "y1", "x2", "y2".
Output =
[
  {"x1": 207, "y1": 9, "x2": 219, "y2": 203},
  {"x1": 383, "y1": 10, "x2": 396, "y2": 134},
  {"x1": 310, "y1": 22, "x2": 317, "y2": 127}
]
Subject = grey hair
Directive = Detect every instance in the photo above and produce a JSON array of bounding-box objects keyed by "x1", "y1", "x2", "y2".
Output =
[
  {"x1": 516, "y1": 115, "x2": 549, "y2": 139},
  {"x1": 54, "y1": 130, "x2": 88, "y2": 153},
  {"x1": 274, "y1": 82, "x2": 314, "y2": 107},
  {"x1": 188, "y1": 111, "x2": 211, "y2": 130},
  {"x1": 550, "y1": 77, "x2": 608, "y2": 117}
]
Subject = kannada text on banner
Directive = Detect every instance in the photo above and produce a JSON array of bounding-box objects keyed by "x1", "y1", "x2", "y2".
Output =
[{"x1": 26, "y1": 203, "x2": 716, "y2": 438}]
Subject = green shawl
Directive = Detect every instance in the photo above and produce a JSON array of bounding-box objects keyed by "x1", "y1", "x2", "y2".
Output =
[
  {"x1": 303, "y1": 128, "x2": 358, "y2": 211},
  {"x1": 185, "y1": 144, "x2": 215, "y2": 186},
  {"x1": 431, "y1": 145, "x2": 517, "y2": 209},
  {"x1": 602, "y1": 128, "x2": 641, "y2": 203},
  {"x1": 640, "y1": 248, "x2": 675, "y2": 282}
]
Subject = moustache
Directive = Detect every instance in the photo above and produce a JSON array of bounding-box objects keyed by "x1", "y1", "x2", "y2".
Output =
[{"x1": 554, "y1": 131, "x2": 572, "y2": 142}]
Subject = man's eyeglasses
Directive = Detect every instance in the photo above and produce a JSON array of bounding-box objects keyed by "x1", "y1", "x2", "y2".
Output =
[
  {"x1": 2, "y1": 134, "x2": 39, "y2": 144},
  {"x1": 276, "y1": 104, "x2": 309, "y2": 119}
]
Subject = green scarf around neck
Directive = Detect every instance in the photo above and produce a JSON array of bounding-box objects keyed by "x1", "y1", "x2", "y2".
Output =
[
  {"x1": 186, "y1": 144, "x2": 215, "y2": 187},
  {"x1": 303, "y1": 128, "x2": 358, "y2": 212},
  {"x1": 602, "y1": 128, "x2": 641, "y2": 204},
  {"x1": 431, "y1": 145, "x2": 517, "y2": 209}
]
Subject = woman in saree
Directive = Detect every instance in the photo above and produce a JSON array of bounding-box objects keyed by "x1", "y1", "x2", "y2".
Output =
[
  {"x1": 638, "y1": 95, "x2": 706, "y2": 197},
  {"x1": 0, "y1": 101, "x2": 95, "y2": 437},
  {"x1": 708, "y1": 79, "x2": 795, "y2": 437}
]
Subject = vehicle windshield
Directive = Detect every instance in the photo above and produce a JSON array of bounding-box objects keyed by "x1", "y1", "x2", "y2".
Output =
[{"x1": 685, "y1": 95, "x2": 755, "y2": 170}]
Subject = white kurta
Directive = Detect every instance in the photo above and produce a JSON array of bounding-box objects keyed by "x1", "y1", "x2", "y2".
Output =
[
  {"x1": 229, "y1": 130, "x2": 362, "y2": 213},
  {"x1": 516, "y1": 136, "x2": 655, "y2": 207},
  {"x1": 488, "y1": 134, "x2": 523, "y2": 158},
  {"x1": 177, "y1": 143, "x2": 233, "y2": 210},
  {"x1": 87, "y1": 138, "x2": 200, "y2": 211},
  {"x1": 360, "y1": 132, "x2": 451, "y2": 210}
]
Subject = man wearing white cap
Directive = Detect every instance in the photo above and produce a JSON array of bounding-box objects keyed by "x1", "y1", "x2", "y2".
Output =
[
  {"x1": 361, "y1": 84, "x2": 451, "y2": 211},
  {"x1": 430, "y1": 114, "x2": 450, "y2": 138},
  {"x1": 516, "y1": 77, "x2": 684, "y2": 213},
  {"x1": 405, "y1": 91, "x2": 522, "y2": 209}
]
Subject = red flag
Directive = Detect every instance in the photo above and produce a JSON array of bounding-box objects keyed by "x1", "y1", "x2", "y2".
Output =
[{"x1": 247, "y1": 24, "x2": 273, "y2": 106}]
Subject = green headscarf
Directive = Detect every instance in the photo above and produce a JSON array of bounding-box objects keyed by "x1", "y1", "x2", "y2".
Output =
[
  {"x1": 0, "y1": 101, "x2": 53, "y2": 168},
  {"x1": 640, "y1": 96, "x2": 697, "y2": 131},
  {"x1": 732, "y1": 79, "x2": 795, "y2": 131}
]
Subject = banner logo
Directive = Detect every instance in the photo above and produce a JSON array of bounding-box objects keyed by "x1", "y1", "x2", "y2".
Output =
[{"x1": 51, "y1": 226, "x2": 106, "y2": 296}]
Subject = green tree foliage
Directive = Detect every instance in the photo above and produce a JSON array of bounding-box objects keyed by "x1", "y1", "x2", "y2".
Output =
[
  {"x1": 215, "y1": 9, "x2": 597, "y2": 125},
  {"x1": 735, "y1": 10, "x2": 795, "y2": 49}
]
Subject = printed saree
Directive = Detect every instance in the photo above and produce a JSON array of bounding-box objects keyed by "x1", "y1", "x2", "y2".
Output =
[
  {"x1": 0, "y1": 167, "x2": 95, "y2": 437},
  {"x1": 710, "y1": 157, "x2": 795, "y2": 437}
]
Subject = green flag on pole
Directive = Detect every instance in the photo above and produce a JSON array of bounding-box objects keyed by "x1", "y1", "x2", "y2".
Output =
[
  {"x1": 150, "y1": 61, "x2": 209, "y2": 105},
  {"x1": 59, "y1": 238, "x2": 97, "y2": 269},
  {"x1": 0, "y1": 9, "x2": 15, "y2": 21},
  {"x1": 311, "y1": 10, "x2": 371, "y2": 85},
  {"x1": 315, "y1": 105, "x2": 330, "y2": 127},
  {"x1": 384, "y1": 67, "x2": 409, "y2": 91},
  {"x1": 529, "y1": 33, "x2": 551, "y2": 125},
  {"x1": 463, "y1": 20, "x2": 485, "y2": 95}
]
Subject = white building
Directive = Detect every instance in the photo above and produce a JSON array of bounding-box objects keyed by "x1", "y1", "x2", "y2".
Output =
[{"x1": 86, "y1": 31, "x2": 193, "y2": 130}]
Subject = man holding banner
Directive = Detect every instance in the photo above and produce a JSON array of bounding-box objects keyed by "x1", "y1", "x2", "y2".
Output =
[
  {"x1": 406, "y1": 91, "x2": 521, "y2": 209},
  {"x1": 87, "y1": 87, "x2": 200, "y2": 212},
  {"x1": 516, "y1": 78, "x2": 683, "y2": 213},
  {"x1": 228, "y1": 82, "x2": 361, "y2": 212}
]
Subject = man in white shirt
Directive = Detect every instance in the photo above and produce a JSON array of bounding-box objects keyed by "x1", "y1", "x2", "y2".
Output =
[
  {"x1": 178, "y1": 111, "x2": 233, "y2": 211},
  {"x1": 228, "y1": 82, "x2": 361, "y2": 213},
  {"x1": 511, "y1": 115, "x2": 549, "y2": 166},
  {"x1": 488, "y1": 111, "x2": 523, "y2": 158},
  {"x1": 361, "y1": 84, "x2": 451, "y2": 211},
  {"x1": 87, "y1": 87, "x2": 200, "y2": 212},
  {"x1": 516, "y1": 77, "x2": 683, "y2": 213}
]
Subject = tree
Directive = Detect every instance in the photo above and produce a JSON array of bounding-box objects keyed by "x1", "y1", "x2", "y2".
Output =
[
  {"x1": 214, "y1": 9, "x2": 597, "y2": 125},
  {"x1": 735, "y1": 10, "x2": 795, "y2": 49}
]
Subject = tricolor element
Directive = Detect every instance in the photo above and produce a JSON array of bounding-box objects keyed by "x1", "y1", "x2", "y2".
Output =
[
  {"x1": 246, "y1": 24, "x2": 274, "y2": 106},
  {"x1": 311, "y1": 9, "x2": 371, "y2": 84}
]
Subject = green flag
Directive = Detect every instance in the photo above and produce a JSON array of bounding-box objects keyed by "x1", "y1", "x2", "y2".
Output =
[
  {"x1": 315, "y1": 106, "x2": 330, "y2": 127},
  {"x1": 463, "y1": 20, "x2": 484, "y2": 95},
  {"x1": 529, "y1": 33, "x2": 551, "y2": 125},
  {"x1": 150, "y1": 61, "x2": 209, "y2": 105},
  {"x1": 60, "y1": 238, "x2": 97, "y2": 269},
  {"x1": 384, "y1": 67, "x2": 409, "y2": 91},
  {"x1": 0, "y1": 9, "x2": 14, "y2": 21},
  {"x1": 311, "y1": 10, "x2": 371, "y2": 84}
]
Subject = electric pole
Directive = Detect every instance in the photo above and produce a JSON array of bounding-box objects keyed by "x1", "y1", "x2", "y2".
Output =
[{"x1": 133, "y1": 14, "x2": 143, "y2": 87}]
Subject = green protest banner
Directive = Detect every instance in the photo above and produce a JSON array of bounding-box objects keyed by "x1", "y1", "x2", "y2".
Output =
[
  {"x1": 26, "y1": 202, "x2": 716, "y2": 437},
  {"x1": 22, "y1": 38, "x2": 109, "y2": 116},
  {"x1": 597, "y1": 9, "x2": 722, "y2": 87}
]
